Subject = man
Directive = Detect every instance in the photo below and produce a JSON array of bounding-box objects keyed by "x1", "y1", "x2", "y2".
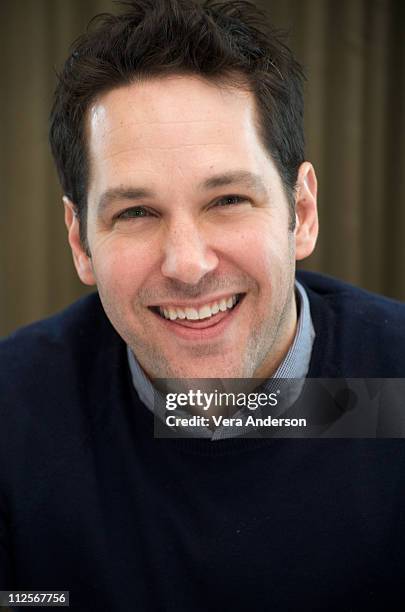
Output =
[{"x1": 1, "y1": 1, "x2": 404, "y2": 610}]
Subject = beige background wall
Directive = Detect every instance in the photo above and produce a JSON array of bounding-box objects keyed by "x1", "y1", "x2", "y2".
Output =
[{"x1": 1, "y1": 0, "x2": 404, "y2": 337}]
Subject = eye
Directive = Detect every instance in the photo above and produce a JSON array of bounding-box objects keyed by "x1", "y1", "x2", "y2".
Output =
[
  {"x1": 213, "y1": 195, "x2": 250, "y2": 208},
  {"x1": 114, "y1": 206, "x2": 154, "y2": 221}
]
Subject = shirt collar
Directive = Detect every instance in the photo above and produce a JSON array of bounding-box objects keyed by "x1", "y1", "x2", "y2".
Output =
[{"x1": 273, "y1": 280, "x2": 315, "y2": 378}]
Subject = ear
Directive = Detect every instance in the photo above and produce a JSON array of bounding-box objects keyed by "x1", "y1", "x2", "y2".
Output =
[
  {"x1": 63, "y1": 196, "x2": 96, "y2": 286},
  {"x1": 294, "y1": 162, "x2": 319, "y2": 261}
]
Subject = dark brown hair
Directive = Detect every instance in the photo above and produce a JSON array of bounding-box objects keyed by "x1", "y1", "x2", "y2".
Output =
[{"x1": 49, "y1": 0, "x2": 305, "y2": 246}]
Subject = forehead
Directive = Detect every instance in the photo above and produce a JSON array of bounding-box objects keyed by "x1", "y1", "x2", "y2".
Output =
[
  {"x1": 86, "y1": 75, "x2": 275, "y2": 199},
  {"x1": 87, "y1": 76, "x2": 254, "y2": 153},
  {"x1": 88, "y1": 75, "x2": 255, "y2": 140}
]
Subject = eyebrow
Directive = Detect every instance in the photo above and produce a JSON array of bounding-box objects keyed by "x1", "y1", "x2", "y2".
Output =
[
  {"x1": 97, "y1": 170, "x2": 267, "y2": 216},
  {"x1": 97, "y1": 187, "x2": 154, "y2": 216},
  {"x1": 199, "y1": 170, "x2": 267, "y2": 195}
]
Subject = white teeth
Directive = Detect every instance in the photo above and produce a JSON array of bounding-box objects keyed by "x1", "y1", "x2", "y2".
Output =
[
  {"x1": 219, "y1": 299, "x2": 227, "y2": 312},
  {"x1": 185, "y1": 307, "x2": 199, "y2": 320},
  {"x1": 159, "y1": 294, "x2": 240, "y2": 321},
  {"x1": 211, "y1": 302, "x2": 220, "y2": 315},
  {"x1": 198, "y1": 305, "x2": 212, "y2": 319},
  {"x1": 168, "y1": 308, "x2": 177, "y2": 321}
]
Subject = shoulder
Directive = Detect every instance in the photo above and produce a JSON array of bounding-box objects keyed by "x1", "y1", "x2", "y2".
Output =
[
  {"x1": 0, "y1": 293, "x2": 127, "y2": 486},
  {"x1": 297, "y1": 271, "x2": 405, "y2": 376},
  {"x1": 0, "y1": 292, "x2": 124, "y2": 416},
  {"x1": 0, "y1": 293, "x2": 111, "y2": 375},
  {"x1": 297, "y1": 270, "x2": 405, "y2": 326},
  {"x1": 0, "y1": 295, "x2": 131, "y2": 520}
]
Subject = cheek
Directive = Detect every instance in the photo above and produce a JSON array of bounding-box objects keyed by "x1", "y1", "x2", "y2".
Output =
[
  {"x1": 90, "y1": 237, "x2": 156, "y2": 298},
  {"x1": 232, "y1": 224, "x2": 292, "y2": 281}
]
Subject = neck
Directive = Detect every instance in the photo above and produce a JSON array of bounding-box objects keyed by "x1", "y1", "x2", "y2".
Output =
[{"x1": 252, "y1": 291, "x2": 298, "y2": 379}]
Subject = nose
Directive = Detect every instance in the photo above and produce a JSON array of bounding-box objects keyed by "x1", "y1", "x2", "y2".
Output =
[{"x1": 160, "y1": 219, "x2": 219, "y2": 285}]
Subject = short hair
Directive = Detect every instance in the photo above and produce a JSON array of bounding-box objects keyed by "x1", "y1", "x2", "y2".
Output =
[{"x1": 49, "y1": 0, "x2": 305, "y2": 247}]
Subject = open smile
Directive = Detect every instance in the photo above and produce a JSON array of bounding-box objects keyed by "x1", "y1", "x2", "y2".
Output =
[{"x1": 149, "y1": 293, "x2": 245, "y2": 339}]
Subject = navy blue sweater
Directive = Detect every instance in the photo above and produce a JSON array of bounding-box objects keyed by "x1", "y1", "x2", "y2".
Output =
[{"x1": 1, "y1": 272, "x2": 405, "y2": 611}]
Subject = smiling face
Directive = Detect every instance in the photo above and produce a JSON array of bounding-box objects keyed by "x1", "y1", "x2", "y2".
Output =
[{"x1": 65, "y1": 75, "x2": 318, "y2": 379}]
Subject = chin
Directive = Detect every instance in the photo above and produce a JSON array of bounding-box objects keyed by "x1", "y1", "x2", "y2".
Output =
[{"x1": 157, "y1": 355, "x2": 250, "y2": 380}]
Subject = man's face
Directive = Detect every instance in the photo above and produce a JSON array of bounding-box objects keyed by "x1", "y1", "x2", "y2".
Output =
[{"x1": 70, "y1": 76, "x2": 315, "y2": 379}]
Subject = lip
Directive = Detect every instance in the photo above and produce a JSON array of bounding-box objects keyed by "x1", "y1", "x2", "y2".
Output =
[
  {"x1": 148, "y1": 291, "x2": 240, "y2": 310},
  {"x1": 149, "y1": 294, "x2": 245, "y2": 341}
]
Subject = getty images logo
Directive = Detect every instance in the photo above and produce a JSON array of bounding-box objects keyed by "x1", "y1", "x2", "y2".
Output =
[{"x1": 165, "y1": 388, "x2": 280, "y2": 411}]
